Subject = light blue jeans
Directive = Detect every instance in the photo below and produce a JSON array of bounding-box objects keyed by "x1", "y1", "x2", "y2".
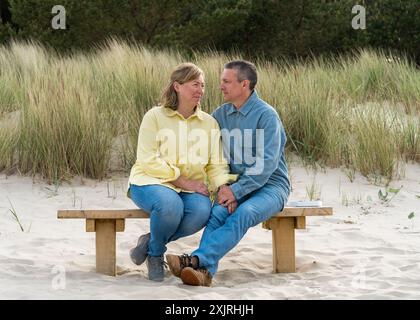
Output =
[
  {"x1": 129, "y1": 184, "x2": 212, "y2": 257},
  {"x1": 192, "y1": 185, "x2": 289, "y2": 276}
]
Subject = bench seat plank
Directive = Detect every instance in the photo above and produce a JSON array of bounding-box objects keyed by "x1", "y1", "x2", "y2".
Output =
[
  {"x1": 273, "y1": 206, "x2": 332, "y2": 217},
  {"x1": 57, "y1": 209, "x2": 149, "y2": 219},
  {"x1": 57, "y1": 207, "x2": 332, "y2": 219}
]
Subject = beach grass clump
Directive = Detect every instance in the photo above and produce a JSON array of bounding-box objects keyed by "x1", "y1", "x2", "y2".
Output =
[{"x1": 0, "y1": 40, "x2": 418, "y2": 182}]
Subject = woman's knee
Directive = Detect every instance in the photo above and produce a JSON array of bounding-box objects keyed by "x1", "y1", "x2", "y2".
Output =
[
  {"x1": 154, "y1": 200, "x2": 184, "y2": 226},
  {"x1": 183, "y1": 200, "x2": 212, "y2": 233},
  {"x1": 150, "y1": 197, "x2": 184, "y2": 235},
  {"x1": 193, "y1": 207, "x2": 212, "y2": 230},
  {"x1": 196, "y1": 198, "x2": 212, "y2": 220},
  {"x1": 131, "y1": 185, "x2": 184, "y2": 218}
]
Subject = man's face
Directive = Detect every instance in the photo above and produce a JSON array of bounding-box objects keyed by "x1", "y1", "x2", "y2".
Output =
[{"x1": 220, "y1": 68, "x2": 245, "y2": 103}]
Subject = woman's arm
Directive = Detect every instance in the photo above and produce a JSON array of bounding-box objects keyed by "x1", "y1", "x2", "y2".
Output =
[{"x1": 136, "y1": 109, "x2": 180, "y2": 182}]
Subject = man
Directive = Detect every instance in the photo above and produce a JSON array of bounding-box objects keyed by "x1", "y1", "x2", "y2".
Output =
[{"x1": 166, "y1": 60, "x2": 290, "y2": 286}]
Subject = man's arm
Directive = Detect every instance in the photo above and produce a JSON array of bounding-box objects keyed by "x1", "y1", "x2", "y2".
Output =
[{"x1": 229, "y1": 112, "x2": 282, "y2": 200}]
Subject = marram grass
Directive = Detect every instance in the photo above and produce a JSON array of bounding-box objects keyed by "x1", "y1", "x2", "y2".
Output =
[{"x1": 0, "y1": 40, "x2": 418, "y2": 183}]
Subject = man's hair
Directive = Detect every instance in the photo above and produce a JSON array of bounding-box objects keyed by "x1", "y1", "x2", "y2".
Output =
[{"x1": 224, "y1": 60, "x2": 257, "y2": 91}]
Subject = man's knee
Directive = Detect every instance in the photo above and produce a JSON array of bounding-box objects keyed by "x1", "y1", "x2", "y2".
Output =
[
  {"x1": 234, "y1": 190, "x2": 286, "y2": 227},
  {"x1": 208, "y1": 204, "x2": 229, "y2": 228},
  {"x1": 229, "y1": 202, "x2": 265, "y2": 228}
]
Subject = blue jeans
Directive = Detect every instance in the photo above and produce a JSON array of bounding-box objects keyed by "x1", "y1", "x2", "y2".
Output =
[
  {"x1": 129, "y1": 184, "x2": 212, "y2": 257},
  {"x1": 192, "y1": 185, "x2": 288, "y2": 276}
]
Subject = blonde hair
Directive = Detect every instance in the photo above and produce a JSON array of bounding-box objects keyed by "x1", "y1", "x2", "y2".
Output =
[{"x1": 160, "y1": 63, "x2": 204, "y2": 110}]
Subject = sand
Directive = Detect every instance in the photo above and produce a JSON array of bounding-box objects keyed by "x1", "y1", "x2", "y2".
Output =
[{"x1": 1, "y1": 161, "x2": 419, "y2": 299}]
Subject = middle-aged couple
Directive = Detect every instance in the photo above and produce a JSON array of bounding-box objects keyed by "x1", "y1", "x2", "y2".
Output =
[{"x1": 127, "y1": 60, "x2": 290, "y2": 286}]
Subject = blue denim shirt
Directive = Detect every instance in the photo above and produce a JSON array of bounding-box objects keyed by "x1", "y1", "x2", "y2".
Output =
[{"x1": 212, "y1": 91, "x2": 290, "y2": 200}]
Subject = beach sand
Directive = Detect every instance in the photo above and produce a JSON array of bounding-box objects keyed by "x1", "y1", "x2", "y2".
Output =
[{"x1": 1, "y1": 162, "x2": 419, "y2": 299}]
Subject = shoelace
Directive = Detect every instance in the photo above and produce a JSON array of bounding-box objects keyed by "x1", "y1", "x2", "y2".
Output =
[
  {"x1": 179, "y1": 253, "x2": 193, "y2": 268},
  {"x1": 198, "y1": 268, "x2": 211, "y2": 277},
  {"x1": 149, "y1": 256, "x2": 166, "y2": 269}
]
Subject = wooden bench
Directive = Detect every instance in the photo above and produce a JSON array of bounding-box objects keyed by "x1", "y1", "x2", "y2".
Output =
[{"x1": 57, "y1": 206, "x2": 332, "y2": 276}]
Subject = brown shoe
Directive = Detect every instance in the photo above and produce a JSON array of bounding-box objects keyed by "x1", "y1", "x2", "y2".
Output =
[
  {"x1": 166, "y1": 254, "x2": 197, "y2": 278},
  {"x1": 180, "y1": 267, "x2": 212, "y2": 287}
]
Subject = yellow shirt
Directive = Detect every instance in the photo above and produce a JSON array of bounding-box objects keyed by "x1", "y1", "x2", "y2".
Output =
[{"x1": 128, "y1": 106, "x2": 237, "y2": 195}]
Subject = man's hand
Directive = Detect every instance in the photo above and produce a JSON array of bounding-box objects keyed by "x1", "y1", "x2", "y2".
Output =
[
  {"x1": 227, "y1": 200, "x2": 238, "y2": 214},
  {"x1": 217, "y1": 185, "x2": 236, "y2": 207}
]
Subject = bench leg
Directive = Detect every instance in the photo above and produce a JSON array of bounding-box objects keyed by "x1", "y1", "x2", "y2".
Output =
[
  {"x1": 95, "y1": 219, "x2": 116, "y2": 276},
  {"x1": 271, "y1": 217, "x2": 295, "y2": 273}
]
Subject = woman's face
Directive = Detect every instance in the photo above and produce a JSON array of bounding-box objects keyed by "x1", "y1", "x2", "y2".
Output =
[{"x1": 175, "y1": 75, "x2": 205, "y2": 108}]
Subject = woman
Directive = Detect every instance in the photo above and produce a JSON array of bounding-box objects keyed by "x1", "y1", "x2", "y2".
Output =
[{"x1": 128, "y1": 63, "x2": 236, "y2": 281}]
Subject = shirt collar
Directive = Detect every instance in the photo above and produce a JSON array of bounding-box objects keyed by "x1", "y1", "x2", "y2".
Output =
[
  {"x1": 226, "y1": 90, "x2": 259, "y2": 116},
  {"x1": 163, "y1": 106, "x2": 204, "y2": 121}
]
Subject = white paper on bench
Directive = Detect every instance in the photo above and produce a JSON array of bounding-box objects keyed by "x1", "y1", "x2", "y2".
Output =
[{"x1": 286, "y1": 200, "x2": 323, "y2": 207}]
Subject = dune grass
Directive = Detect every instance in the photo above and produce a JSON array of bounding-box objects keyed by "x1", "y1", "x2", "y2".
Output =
[{"x1": 0, "y1": 40, "x2": 418, "y2": 183}]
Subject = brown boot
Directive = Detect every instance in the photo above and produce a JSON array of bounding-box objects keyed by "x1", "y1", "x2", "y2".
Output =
[
  {"x1": 180, "y1": 267, "x2": 212, "y2": 287},
  {"x1": 166, "y1": 254, "x2": 198, "y2": 278}
]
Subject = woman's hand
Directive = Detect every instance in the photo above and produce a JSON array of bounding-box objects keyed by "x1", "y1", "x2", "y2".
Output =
[
  {"x1": 186, "y1": 180, "x2": 210, "y2": 196},
  {"x1": 171, "y1": 176, "x2": 209, "y2": 196}
]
